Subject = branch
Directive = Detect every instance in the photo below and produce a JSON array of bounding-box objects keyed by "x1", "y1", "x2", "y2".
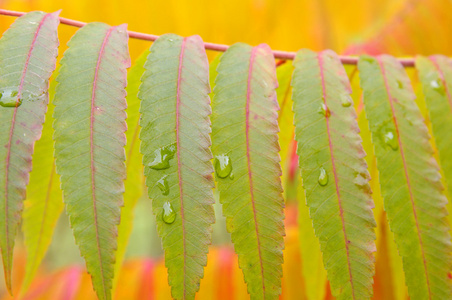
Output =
[{"x1": 0, "y1": 8, "x2": 417, "y2": 67}]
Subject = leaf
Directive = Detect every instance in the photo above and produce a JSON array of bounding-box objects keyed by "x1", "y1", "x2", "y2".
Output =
[
  {"x1": 357, "y1": 109, "x2": 408, "y2": 300},
  {"x1": 208, "y1": 53, "x2": 222, "y2": 97},
  {"x1": 112, "y1": 50, "x2": 148, "y2": 291},
  {"x1": 53, "y1": 23, "x2": 130, "y2": 300},
  {"x1": 291, "y1": 49, "x2": 376, "y2": 300},
  {"x1": 275, "y1": 62, "x2": 295, "y2": 186},
  {"x1": 0, "y1": 11, "x2": 60, "y2": 293},
  {"x1": 358, "y1": 54, "x2": 452, "y2": 299},
  {"x1": 297, "y1": 177, "x2": 328, "y2": 300},
  {"x1": 21, "y1": 67, "x2": 64, "y2": 293},
  {"x1": 138, "y1": 34, "x2": 215, "y2": 300},
  {"x1": 276, "y1": 63, "x2": 298, "y2": 192},
  {"x1": 416, "y1": 55, "x2": 452, "y2": 224},
  {"x1": 211, "y1": 43, "x2": 285, "y2": 299}
]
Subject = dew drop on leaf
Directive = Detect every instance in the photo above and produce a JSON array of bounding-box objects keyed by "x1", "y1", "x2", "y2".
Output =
[
  {"x1": 157, "y1": 175, "x2": 170, "y2": 195},
  {"x1": 340, "y1": 95, "x2": 353, "y2": 107},
  {"x1": 430, "y1": 79, "x2": 440, "y2": 89},
  {"x1": 430, "y1": 80, "x2": 446, "y2": 95},
  {"x1": 215, "y1": 154, "x2": 232, "y2": 179},
  {"x1": 229, "y1": 172, "x2": 234, "y2": 180},
  {"x1": 384, "y1": 130, "x2": 398, "y2": 150},
  {"x1": 318, "y1": 103, "x2": 330, "y2": 117},
  {"x1": 148, "y1": 143, "x2": 177, "y2": 170},
  {"x1": 318, "y1": 167, "x2": 328, "y2": 186},
  {"x1": 0, "y1": 88, "x2": 21, "y2": 108},
  {"x1": 396, "y1": 80, "x2": 404, "y2": 89},
  {"x1": 162, "y1": 201, "x2": 176, "y2": 224}
]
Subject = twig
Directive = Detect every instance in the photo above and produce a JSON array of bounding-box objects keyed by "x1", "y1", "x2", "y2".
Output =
[{"x1": 0, "y1": 8, "x2": 417, "y2": 67}]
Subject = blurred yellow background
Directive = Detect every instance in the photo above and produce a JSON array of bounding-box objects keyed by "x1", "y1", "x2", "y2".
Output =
[{"x1": 2, "y1": 0, "x2": 452, "y2": 63}]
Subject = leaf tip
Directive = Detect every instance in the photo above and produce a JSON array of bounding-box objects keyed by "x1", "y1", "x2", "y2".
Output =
[
  {"x1": 2, "y1": 264, "x2": 13, "y2": 296},
  {"x1": 50, "y1": 9, "x2": 62, "y2": 18}
]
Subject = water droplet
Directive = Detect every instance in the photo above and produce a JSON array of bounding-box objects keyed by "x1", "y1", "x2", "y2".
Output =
[
  {"x1": 318, "y1": 103, "x2": 330, "y2": 117},
  {"x1": 162, "y1": 201, "x2": 176, "y2": 224},
  {"x1": 430, "y1": 80, "x2": 446, "y2": 95},
  {"x1": 384, "y1": 130, "x2": 398, "y2": 150},
  {"x1": 430, "y1": 80, "x2": 440, "y2": 89},
  {"x1": 156, "y1": 175, "x2": 170, "y2": 195},
  {"x1": 0, "y1": 88, "x2": 21, "y2": 107},
  {"x1": 148, "y1": 143, "x2": 177, "y2": 170},
  {"x1": 318, "y1": 167, "x2": 328, "y2": 186},
  {"x1": 340, "y1": 95, "x2": 353, "y2": 107},
  {"x1": 214, "y1": 154, "x2": 232, "y2": 179},
  {"x1": 229, "y1": 172, "x2": 234, "y2": 180},
  {"x1": 396, "y1": 80, "x2": 403, "y2": 89},
  {"x1": 168, "y1": 38, "x2": 174, "y2": 42}
]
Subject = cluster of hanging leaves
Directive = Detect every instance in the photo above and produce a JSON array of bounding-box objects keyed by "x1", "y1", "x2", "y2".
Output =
[{"x1": 1, "y1": 10, "x2": 452, "y2": 300}]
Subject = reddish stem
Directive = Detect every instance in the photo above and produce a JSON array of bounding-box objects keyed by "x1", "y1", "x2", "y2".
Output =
[{"x1": 0, "y1": 8, "x2": 418, "y2": 66}]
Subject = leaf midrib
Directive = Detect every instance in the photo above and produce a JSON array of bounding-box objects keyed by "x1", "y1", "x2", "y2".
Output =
[
  {"x1": 246, "y1": 45, "x2": 266, "y2": 298},
  {"x1": 89, "y1": 25, "x2": 114, "y2": 300},
  {"x1": 318, "y1": 52, "x2": 356, "y2": 300},
  {"x1": 176, "y1": 36, "x2": 188, "y2": 299},
  {"x1": 3, "y1": 12, "x2": 50, "y2": 292},
  {"x1": 377, "y1": 56, "x2": 432, "y2": 299}
]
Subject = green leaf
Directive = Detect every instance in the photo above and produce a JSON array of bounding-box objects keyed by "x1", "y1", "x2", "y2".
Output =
[
  {"x1": 416, "y1": 55, "x2": 452, "y2": 222},
  {"x1": 208, "y1": 53, "x2": 222, "y2": 97},
  {"x1": 275, "y1": 62, "x2": 295, "y2": 186},
  {"x1": 21, "y1": 67, "x2": 63, "y2": 294},
  {"x1": 112, "y1": 50, "x2": 147, "y2": 291},
  {"x1": 139, "y1": 34, "x2": 215, "y2": 300},
  {"x1": 0, "y1": 11, "x2": 60, "y2": 292},
  {"x1": 53, "y1": 23, "x2": 130, "y2": 300},
  {"x1": 291, "y1": 49, "x2": 376, "y2": 300},
  {"x1": 358, "y1": 54, "x2": 452, "y2": 299},
  {"x1": 297, "y1": 175, "x2": 328, "y2": 300},
  {"x1": 211, "y1": 43, "x2": 285, "y2": 299},
  {"x1": 357, "y1": 105, "x2": 408, "y2": 300}
]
